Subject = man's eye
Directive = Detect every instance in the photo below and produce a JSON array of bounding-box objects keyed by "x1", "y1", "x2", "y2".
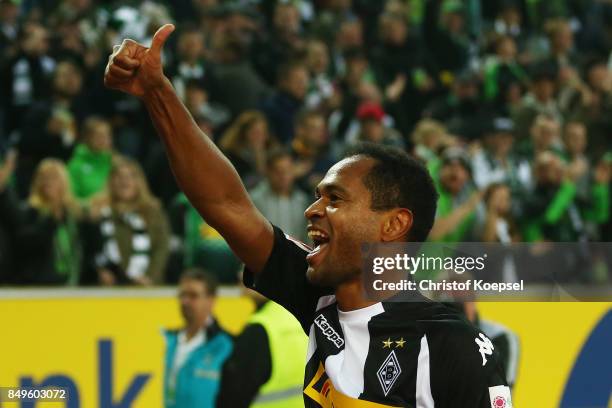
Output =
[{"x1": 329, "y1": 194, "x2": 340, "y2": 202}]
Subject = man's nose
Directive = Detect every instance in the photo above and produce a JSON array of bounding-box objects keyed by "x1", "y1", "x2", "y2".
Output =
[{"x1": 305, "y1": 197, "x2": 325, "y2": 220}]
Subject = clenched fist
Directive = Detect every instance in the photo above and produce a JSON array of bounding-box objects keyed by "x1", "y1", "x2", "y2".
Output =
[{"x1": 104, "y1": 24, "x2": 175, "y2": 98}]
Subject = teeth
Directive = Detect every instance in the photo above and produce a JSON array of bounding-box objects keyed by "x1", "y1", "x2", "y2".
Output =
[{"x1": 308, "y1": 230, "x2": 328, "y2": 241}]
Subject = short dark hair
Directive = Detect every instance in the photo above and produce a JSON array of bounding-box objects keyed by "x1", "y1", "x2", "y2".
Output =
[
  {"x1": 180, "y1": 268, "x2": 219, "y2": 296},
  {"x1": 343, "y1": 143, "x2": 438, "y2": 242}
]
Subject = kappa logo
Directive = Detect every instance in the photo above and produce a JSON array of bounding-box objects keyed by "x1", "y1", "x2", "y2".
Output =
[
  {"x1": 475, "y1": 332, "x2": 494, "y2": 366},
  {"x1": 314, "y1": 314, "x2": 345, "y2": 348},
  {"x1": 377, "y1": 350, "x2": 402, "y2": 396}
]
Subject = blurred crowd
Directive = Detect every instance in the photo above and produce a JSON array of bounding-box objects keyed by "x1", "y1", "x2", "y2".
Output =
[{"x1": 1, "y1": 0, "x2": 612, "y2": 286}]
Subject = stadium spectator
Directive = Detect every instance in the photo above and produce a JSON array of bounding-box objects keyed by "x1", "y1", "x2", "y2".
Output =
[
  {"x1": 260, "y1": 61, "x2": 309, "y2": 144},
  {"x1": 290, "y1": 110, "x2": 336, "y2": 193},
  {"x1": 182, "y1": 78, "x2": 229, "y2": 132},
  {"x1": 516, "y1": 114, "x2": 563, "y2": 163},
  {"x1": 474, "y1": 182, "x2": 522, "y2": 285},
  {"x1": 89, "y1": 157, "x2": 170, "y2": 286},
  {"x1": 167, "y1": 25, "x2": 208, "y2": 101},
  {"x1": 423, "y1": 0, "x2": 471, "y2": 75},
  {"x1": 15, "y1": 158, "x2": 83, "y2": 285},
  {"x1": 1, "y1": 22, "x2": 54, "y2": 136},
  {"x1": 483, "y1": 35, "x2": 529, "y2": 106},
  {"x1": 411, "y1": 118, "x2": 451, "y2": 166},
  {"x1": 425, "y1": 70, "x2": 487, "y2": 140},
  {"x1": 521, "y1": 151, "x2": 610, "y2": 242},
  {"x1": 429, "y1": 147, "x2": 482, "y2": 242},
  {"x1": 562, "y1": 121, "x2": 590, "y2": 197},
  {"x1": 15, "y1": 59, "x2": 85, "y2": 198},
  {"x1": 164, "y1": 268, "x2": 232, "y2": 408},
  {"x1": 544, "y1": 19, "x2": 577, "y2": 73},
  {"x1": 478, "y1": 183, "x2": 520, "y2": 243},
  {"x1": 352, "y1": 101, "x2": 405, "y2": 148},
  {"x1": 471, "y1": 117, "x2": 531, "y2": 192},
  {"x1": 327, "y1": 48, "x2": 376, "y2": 142},
  {"x1": 577, "y1": 58, "x2": 612, "y2": 155},
  {"x1": 304, "y1": 39, "x2": 335, "y2": 111},
  {"x1": 250, "y1": 149, "x2": 310, "y2": 242},
  {"x1": 483, "y1": 2, "x2": 528, "y2": 55},
  {"x1": 219, "y1": 110, "x2": 276, "y2": 189},
  {"x1": 251, "y1": 1, "x2": 303, "y2": 86},
  {"x1": 0, "y1": 0, "x2": 19, "y2": 60},
  {"x1": 49, "y1": 2, "x2": 102, "y2": 72},
  {"x1": 512, "y1": 65, "x2": 562, "y2": 137},
  {"x1": 207, "y1": 21, "x2": 270, "y2": 118},
  {"x1": 311, "y1": 0, "x2": 356, "y2": 45},
  {"x1": 371, "y1": 10, "x2": 434, "y2": 136},
  {"x1": 67, "y1": 116, "x2": 114, "y2": 201},
  {"x1": 328, "y1": 19, "x2": 363, "y2": 77}
]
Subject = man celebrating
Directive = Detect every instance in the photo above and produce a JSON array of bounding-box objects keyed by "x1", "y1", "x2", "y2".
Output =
[{"x1": 105, "y1": 24, "x2": 511, "y2": 407}]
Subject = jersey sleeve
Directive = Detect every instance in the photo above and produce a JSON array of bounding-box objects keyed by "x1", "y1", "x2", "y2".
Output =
[
  {"x1": 243, "y1": 225, "x2": 332, "y2": 332},
  {"x1": 427, "y1": 321, "x2": 512, "y2": 408}
]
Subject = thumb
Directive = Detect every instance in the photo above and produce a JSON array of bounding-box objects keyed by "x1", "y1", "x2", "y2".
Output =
[{"x1": 149, "y1": 23, "x2": 175, "y2": 59}]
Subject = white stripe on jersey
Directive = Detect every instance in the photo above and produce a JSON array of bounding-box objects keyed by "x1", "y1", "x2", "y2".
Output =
[
  {"x1": 325, "y1": 303, "x2": 385, "y2": 397},
  {"x1": 416, "y1": 335, "x2": 435, "y2": 408}
]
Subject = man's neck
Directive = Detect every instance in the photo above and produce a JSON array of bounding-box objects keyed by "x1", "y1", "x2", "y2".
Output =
[
  {"x1": 335, "y1": 279, "x2": 378, "y2": 312},
  {"x1": 184, "y1": 320, "x2": 207, "y2": 340}
]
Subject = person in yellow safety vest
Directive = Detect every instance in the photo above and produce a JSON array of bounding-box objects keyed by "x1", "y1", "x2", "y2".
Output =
[{"x1": 216, "y1": 284, "x2": 308, "y2": 408}]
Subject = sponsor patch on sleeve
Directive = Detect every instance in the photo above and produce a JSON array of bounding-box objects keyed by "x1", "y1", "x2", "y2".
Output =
[{"x1": 489, "y1": 385, "x2": 512, "y2": 408}]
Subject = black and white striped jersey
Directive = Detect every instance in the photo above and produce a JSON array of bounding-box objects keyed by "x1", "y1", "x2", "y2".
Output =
[{"x1": 244, "y1": 226, "x2": 512, "y2": 408}]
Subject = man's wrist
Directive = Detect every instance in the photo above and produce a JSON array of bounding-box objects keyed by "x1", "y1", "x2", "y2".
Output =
[{"x1": 142, "y1": 77, "x2": 174, "y2": 102}]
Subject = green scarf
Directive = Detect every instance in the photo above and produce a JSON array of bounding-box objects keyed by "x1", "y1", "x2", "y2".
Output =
[{"x1": 53, "y1": 215, "x2": 81, "y2": 285}]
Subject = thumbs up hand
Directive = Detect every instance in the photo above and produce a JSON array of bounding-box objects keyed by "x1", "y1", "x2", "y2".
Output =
[{"x1": 104, "y1": 24, "x2": 175, "y2": 98}]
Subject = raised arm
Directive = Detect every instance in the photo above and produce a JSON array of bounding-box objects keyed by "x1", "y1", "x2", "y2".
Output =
[{"x1": 104, "y1": 24, "x2": 273, "y2": 273}]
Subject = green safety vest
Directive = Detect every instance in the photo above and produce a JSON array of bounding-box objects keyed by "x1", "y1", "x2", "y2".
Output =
[{"x1": 248, "y1": 301, "x2": 308, "y2": 408}]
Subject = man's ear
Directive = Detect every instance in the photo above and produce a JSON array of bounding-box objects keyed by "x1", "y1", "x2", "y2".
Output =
[{"x1": 381, "y1": 208, "x2": 413, "y2": 242}]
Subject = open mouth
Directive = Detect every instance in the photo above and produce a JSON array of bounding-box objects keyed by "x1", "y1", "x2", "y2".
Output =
[{"x1": 306, "y1": 228, "x2": 330, "y2": 266}]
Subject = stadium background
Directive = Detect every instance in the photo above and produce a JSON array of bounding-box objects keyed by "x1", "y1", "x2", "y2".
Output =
[{"x1": 1, "y1": 0, "x2": 612, "y2": 406}]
